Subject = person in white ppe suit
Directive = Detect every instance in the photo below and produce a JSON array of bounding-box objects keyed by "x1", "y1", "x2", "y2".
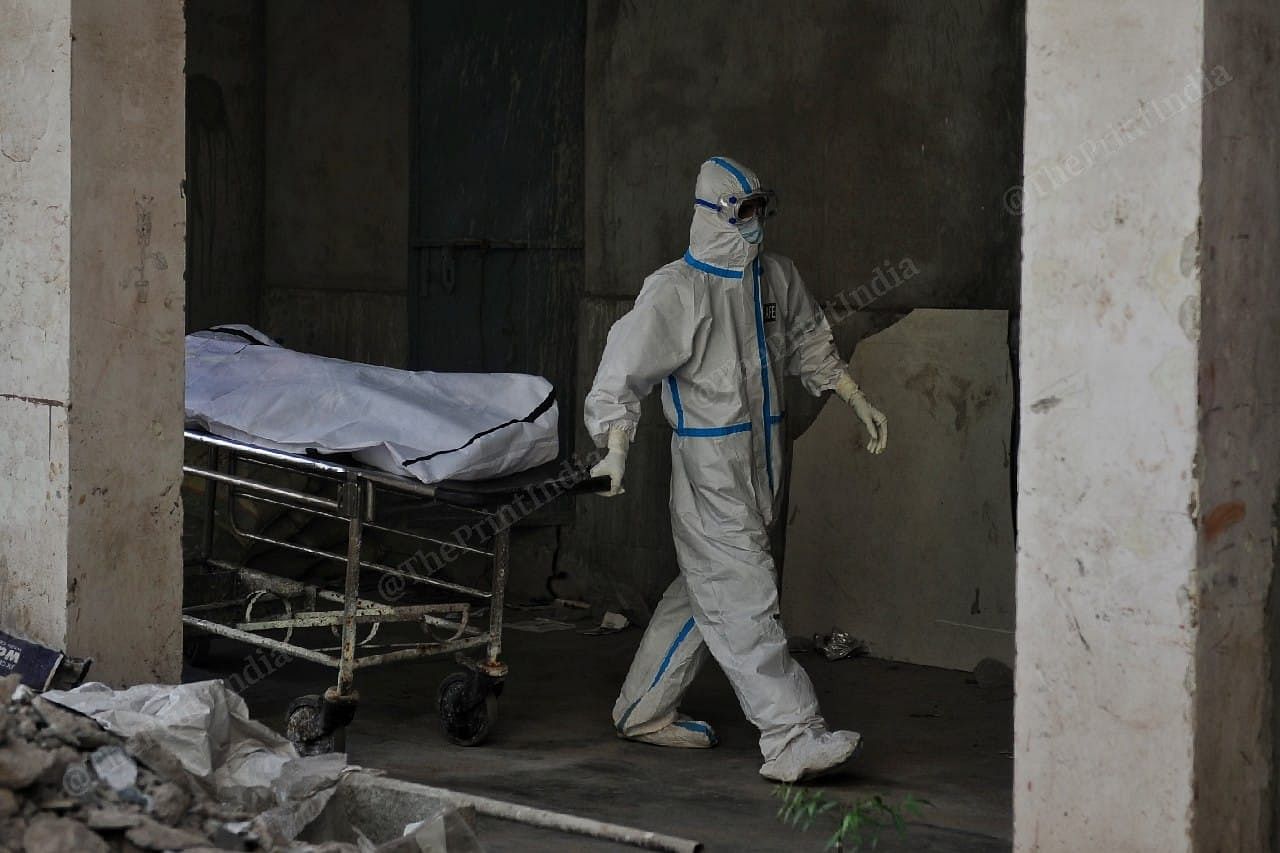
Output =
[{"x1": 584, "y1": 156, "x2": 888, "y2": 783}]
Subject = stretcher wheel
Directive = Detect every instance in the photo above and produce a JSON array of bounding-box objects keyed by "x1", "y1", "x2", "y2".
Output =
[
  {"x1": 285, "y1": 694, "x2": 348, "y2": 755},
  {"x1": 437, "y1": 672, "x2": 498, "y2": 746}
]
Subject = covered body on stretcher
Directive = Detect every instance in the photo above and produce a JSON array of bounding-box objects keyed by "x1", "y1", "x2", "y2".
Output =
[
  {"x1": 180, "y1": 326, "x2": 603, "y2": 749},
  {"x1": 185, "y1": 325, "x2": 560, "y2": 484}
]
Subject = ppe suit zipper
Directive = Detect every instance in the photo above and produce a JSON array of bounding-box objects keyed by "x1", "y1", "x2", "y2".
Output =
[{"x1": 751, "y1": 258, "x2": 775, "y2": 492}]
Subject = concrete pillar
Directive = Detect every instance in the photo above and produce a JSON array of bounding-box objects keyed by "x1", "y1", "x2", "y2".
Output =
[
  {"x1": 1017, "y1": 0, "x2": 1279, "y2": 849},
  {"x1": 0, "y1": 0, "x2": 185, "y2": 684}
]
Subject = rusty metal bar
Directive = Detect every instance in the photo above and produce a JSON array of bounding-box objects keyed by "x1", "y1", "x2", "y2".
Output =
[
  {"x1": 181, "y1": 615, "x2": 340, "y2": 668},
  {"x1": 420, "y1": 613, "x2": 481, "y2": 638},
  {"x1": 210, "y1": 562, "x2": 308, "y2": 597},
  {"x1": 222, "y1": 516, "x2": 493, "y2": 600},
  {"x1": 223, "y1": 489, "x2": 349, "y2": 523},
  {"x1": 185, "y1": 429, "x2": 351, "y2": 475},
  {"x1": 368, "y1": 562, "x2": 492, "y2": 600},
  {"x1": 352, "y1": 634, "x2": 490, "y2": 669},
  {"x1": 237, "y1": 603, "x2": 467, "y2": 632},
  {"x1": 224, "y1": 487, "x2": 495, "y2": 556},
  {"x1": 184, "y1": 464, "x2": 340, "y2": 511},
  {"x1": 487, "y1": 527, "x2": 509, "y2": 667},
  {"x1": 198, "y1": 446, "x2": 218, "y2": 560},
  {"x1": 398, "y1": 783, "x2": 702, "y2": 853},
  {"x1": 336, "y1": 475, "x2": 364, "y2": 696},
  {"x1": 360, "y1": 518, "x2": 493, "y2": 557},
  {"x1": 183, "y1": 429, "x2": 519, "y2": 706},
  {"x1": 186, "y1": 428, "x2": 448, "y2": 500},
  {"x1": 213, "y1": 562, "x2": 485, "y2": 629}
]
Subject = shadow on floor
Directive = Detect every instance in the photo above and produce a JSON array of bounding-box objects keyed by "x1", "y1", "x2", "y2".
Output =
[{"x1": 187, "y1": 626, "x2": 1012, "y2": 852}]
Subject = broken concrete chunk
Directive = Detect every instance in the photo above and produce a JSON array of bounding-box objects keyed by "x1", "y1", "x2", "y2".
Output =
[
  {"x1": 0, "y1": 739, "x2": 56, "y2": 788},
  {"x1": 146, "y1": 781, "x2": 190, "y2": 824},
  {"x1": 125, "y1": 816, "x2": 210, "y2": 851},
  {"x1": 32, "y1": 795, "x2": 78, "y2": 813},
  {"x1": 0, "y1": 817, "x2": 25, "y2": 852},
  {"x1": 22, "y1": 814, "x2": 109, "y2": 853},
  {"x1": 0, "y1": 675, "x2": 20, "y2": 707},
  {"x1": 84, "y1": 805, "x2": 145, "y2": 831},
  {"x1": 0, "y1": 789, "x2": 17, "y2": 817},
  {"x1": 36, "y1": 745, "x2": 79, "y2": 786},
  {"x1": 32, "y1": 697, "x2": 116, "y2": 749},
  {"x1": 14, "y1": 716, "x2": 37, "y2": 740}
]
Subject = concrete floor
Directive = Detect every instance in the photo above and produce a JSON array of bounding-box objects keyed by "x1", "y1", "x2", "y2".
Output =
[{"x1": 190, "y1": 626, "x2": 1012, "y2": 852}]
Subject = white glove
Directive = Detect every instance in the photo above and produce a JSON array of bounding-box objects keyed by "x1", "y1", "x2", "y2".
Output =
[
  {"x1": 591, "y1": 426, "x2": 630, "y2": 496},
  {"x1": 835, "y1": 372, "x2": 888, "y2": 455}
]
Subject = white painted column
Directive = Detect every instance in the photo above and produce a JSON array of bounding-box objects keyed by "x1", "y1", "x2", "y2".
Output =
[
  {"x1": 0, "y1": 0, "x2": 185, "y2": 684},
  {"x1": 1018, "y1": 0, "x2": 1279, "y2": 849}
]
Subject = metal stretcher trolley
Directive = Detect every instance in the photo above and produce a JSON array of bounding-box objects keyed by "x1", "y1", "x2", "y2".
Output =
[{"x1": 181, "y1": 428, "x2": 604, "y2": 751}]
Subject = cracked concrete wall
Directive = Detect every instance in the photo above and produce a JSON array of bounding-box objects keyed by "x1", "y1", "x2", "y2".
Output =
[{"x1": 0, "y1": 0, "x2": 184, "y2": 684}]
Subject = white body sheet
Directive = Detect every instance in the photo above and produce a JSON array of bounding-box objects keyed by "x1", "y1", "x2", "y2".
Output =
[{"x1": 185, "y1": 327, "x2": 559, "y2": 483}]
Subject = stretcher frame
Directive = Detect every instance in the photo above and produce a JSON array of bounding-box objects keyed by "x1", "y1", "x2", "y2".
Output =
[{"x1": 181, "y1": 427, "x2": 594, "y2": 746}]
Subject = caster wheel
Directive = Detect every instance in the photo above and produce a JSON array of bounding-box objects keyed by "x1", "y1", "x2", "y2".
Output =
[
  {"x1": 285, "y1": 694, "x2": 347, "y2": 755},
  {"x1": 437, "y1": 672, "x2": 498, "y2": 746},
  {"x1": 182, "y1": 634, "x2": 212, "y2": 666}
]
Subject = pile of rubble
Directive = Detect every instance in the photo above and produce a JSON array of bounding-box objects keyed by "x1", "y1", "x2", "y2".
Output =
[
  {"x1": 0, "y1": 674, "x2": 486, "y2": 852},
  {"x1": 0, "y1": 673, "x2": 253, "y2": 851}
]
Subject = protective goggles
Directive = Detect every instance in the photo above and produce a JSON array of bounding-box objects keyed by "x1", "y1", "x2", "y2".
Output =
[{"x1": 694, "y1": 189, "x2": 778, "y2": 225}]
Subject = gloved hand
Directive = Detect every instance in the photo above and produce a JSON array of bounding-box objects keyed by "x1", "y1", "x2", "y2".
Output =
[
  {"x1": 591, "y1": 426, "x2": 630, "y2": 496},
  {"x1": 835, "y1": 372, "x2": 888, "y2": 455}
]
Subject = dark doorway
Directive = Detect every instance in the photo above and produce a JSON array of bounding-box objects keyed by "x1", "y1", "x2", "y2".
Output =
[{"x1": 409, "y1": 0, "x2": 586, "y2": 452}]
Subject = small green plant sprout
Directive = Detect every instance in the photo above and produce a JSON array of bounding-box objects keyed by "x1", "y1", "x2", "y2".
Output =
[{"x1": 772, "y1": 785, "x2": 931, "y2": 852}]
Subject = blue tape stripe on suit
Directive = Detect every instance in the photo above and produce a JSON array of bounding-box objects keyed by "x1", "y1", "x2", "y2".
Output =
[
  {"x1": 752, "y1": 258, "x2": 775, "y2": 491},
  {"x1": 616, "y1": 617, "x2": 697, "y2": 732},
  {"x1": 670, "y1": 376, "x2": 752, "y2": 437},
  {"x1": 684, "y1": 249, "x2": 743, "y2": 279},
  {"x1": 710, "y1": 157, "x2": 753, "y2": 193}
]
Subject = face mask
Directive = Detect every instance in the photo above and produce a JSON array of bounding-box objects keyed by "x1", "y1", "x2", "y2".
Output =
[{"x1": 737, "y1": 218, "x2": 764, "y2": 245}]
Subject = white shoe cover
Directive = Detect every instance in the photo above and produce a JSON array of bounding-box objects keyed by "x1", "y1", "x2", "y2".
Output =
[
  {"x1": 620, "y1": 715, "x2": 718, "y2": 749},
  {"x1": 758, "y1": 730, "x2": 862, "y2": 782}
]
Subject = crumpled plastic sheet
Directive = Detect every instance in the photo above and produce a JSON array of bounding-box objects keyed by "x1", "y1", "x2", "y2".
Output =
[
  {"x1": 44, "y1": 680, "x2": 302, "y2": 812},
  {"x1": 812, "y1": 630, "x2": 869, "y2": 661}
]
